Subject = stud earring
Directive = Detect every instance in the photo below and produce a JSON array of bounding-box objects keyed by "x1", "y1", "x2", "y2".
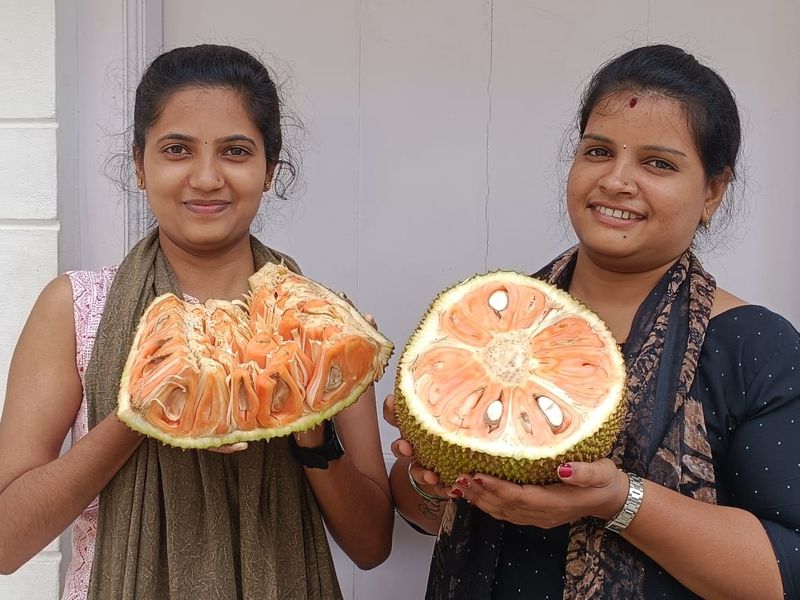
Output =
[
  {"x1": 136, "y1": 176, "x2": 144, "y2": 189},
  {"x1": 623, "y1": 181, "x2": 630, "y2": 186},
  {"x1": 264, "y1": 180, "x2": 272, "y2": 192}
]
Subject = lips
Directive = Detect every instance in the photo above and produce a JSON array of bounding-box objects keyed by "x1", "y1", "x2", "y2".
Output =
[
  {"x1": 184, "y1": 200, "x2": 230, "y2": 215},
  {"x1": 593, "y1": 205, "x2": 644, "y2": 221}
]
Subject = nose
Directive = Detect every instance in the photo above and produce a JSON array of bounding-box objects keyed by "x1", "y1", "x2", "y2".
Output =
[
  {"x1": 189, "y1": 154, "x2": 224, "y2": 191},
  {"x1": 598, "y1": 158, "x2": 636, "y2": 195}
]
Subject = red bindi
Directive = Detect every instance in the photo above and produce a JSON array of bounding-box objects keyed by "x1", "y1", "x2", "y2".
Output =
[{"x1": 629, "y1": 97, "x2": 638, "y2": 108}]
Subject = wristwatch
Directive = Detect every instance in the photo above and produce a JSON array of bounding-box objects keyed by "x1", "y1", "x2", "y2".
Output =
[
  {"x1": 604, "y1": 472, "x2": 645, "y2": 533},
  {"x1": 288, "y1": 420, "x2": 345, "y2": 469}
]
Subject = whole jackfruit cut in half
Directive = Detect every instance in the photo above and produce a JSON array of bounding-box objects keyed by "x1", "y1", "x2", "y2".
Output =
[
  {"x1": 395, "y1": 271, "x2": 626, "y2": 484},
  {"x1": 118, "y1": 263, "x2": 394, "y2": 449}
]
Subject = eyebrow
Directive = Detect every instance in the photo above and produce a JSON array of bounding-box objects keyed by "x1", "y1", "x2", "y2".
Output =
[
  {"x1": 154, "y1": 133, "x2": 258, "y2": 146},
  {"x1": 581, "y1": 133, "x2": 688, "y2": 158}
]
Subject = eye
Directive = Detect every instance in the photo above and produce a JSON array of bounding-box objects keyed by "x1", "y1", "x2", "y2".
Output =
[
  {"x1": 224, "y1": 146, "x2": 252, "y2": 158},
  {"x1": 585, "y1": 147, "x2": 612, "y2": 158},
  {"x1": 163, "y1": 144, "x2": 188, "y2": 156},
  {"x1": 646, "y1": 158, "x2": 676, "y2": 171}
]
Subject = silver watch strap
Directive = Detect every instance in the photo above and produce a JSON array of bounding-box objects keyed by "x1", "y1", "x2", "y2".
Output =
[{"x1": 604, "y1": 472, "x2": 645, "y2": 533}]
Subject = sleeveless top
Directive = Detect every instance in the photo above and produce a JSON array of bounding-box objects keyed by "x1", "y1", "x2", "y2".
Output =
[{"x1": 61, "y1": 267, "x2": 200, "y2": 600}]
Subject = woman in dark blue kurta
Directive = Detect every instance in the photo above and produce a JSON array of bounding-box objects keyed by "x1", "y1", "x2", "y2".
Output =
[
  {"x1": 387, "y1": 44, "x2": 798, "y2": 599},
  {"x1": 492, "y1": 305, "x2": 800, "y2": 598}
]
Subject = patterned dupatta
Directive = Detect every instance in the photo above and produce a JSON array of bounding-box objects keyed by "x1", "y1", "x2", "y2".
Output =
[{"x1": 426, "y1": 246, "x2": 718, "y2": 599}]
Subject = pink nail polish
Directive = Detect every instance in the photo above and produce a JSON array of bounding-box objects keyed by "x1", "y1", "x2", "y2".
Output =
[
  {"x1": 557, "y1": 463, "x2": 574, "y2": 478},
  {"x1": 455, "y1": 476, "x2": 470, "y2": 488},
  {"x1": 450, "y1": 488, "x2": 464, "y2": 498}
]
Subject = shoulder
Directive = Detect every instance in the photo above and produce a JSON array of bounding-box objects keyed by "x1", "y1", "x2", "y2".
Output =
[
  {"x1": 34, "y1": 274, "x2": 75, "y2": 312},
  {"x1": 706, "y1": 304, "x2": 799, "y2": 350},
  {"x1": 710, "y1": 287, "x2": 747, "y2": 318},
  {"x1": 702, "y1": 304, "x2": 799, "y2": 415}
]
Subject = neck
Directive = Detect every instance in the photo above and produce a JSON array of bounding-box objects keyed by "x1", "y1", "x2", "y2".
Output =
[
  {"x1": 157, "y1": 231, "x2": 256, "y2": 302},
  {"x1": 567, "y1": 249, "x2": 679, "y2": 342}
]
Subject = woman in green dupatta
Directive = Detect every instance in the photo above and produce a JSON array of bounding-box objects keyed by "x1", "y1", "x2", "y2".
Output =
[
  {"x1": 0, "y1": 44, "x2": 393, "y2": 599},
  {"x1": 385, "y1": 44, "x2": 798, "y2": 599}
]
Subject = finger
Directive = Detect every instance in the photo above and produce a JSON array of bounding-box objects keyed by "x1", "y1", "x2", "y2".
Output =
[
  {"x1": 556, "y1": 458, "x2": 618, "y2": 488},
  {"x1": 209, "y1": 442, "x2": 248, "y2": 454},
  {"x1": 419, "y1": 468, "x2": 441, "y2": 486},
  {"x1": 382, "y1": 394, "x2": 398, "y2": 426},
  {"x1": 409, "y1": 462, "x2": 441, "y2": 487},
  {"x1": 390, "y1": 438, "x2": 414, "y2": 458}
]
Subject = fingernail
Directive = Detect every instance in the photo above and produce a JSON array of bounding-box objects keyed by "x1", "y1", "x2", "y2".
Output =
[
  {"x1": 474, "y1": 477, "x2": 484, "y2": 486},
  {"x1": 455, "y1": 476, "x2": 470, "y2": 488},
  {"x1": 449, "y1": 488, "x2": 464, "y2": 498},
  {"x1": 557, "y1": 463, "x2": 573, "y2": 478}
]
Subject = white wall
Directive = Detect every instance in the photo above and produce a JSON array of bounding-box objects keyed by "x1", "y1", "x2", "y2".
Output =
[
  {"x1": 0, "y1": 1, "x2": 62, "y2": 598},
  {"x1": 160, "y1": 3, "x2": 800, "y2": 598},
  {"x1": 3, "y1": 1, "x2": 798, "y2": 599}
]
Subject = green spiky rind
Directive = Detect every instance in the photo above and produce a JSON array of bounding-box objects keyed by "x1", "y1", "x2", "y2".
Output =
[
  {"x1": 394, "y1": 270, "x2": 627, "y2": 484},
  {"x1": 396, "y1": 384, "x2": 627, "y2": 484}
]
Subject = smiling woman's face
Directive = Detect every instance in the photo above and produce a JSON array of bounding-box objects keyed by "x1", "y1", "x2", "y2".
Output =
[
  {"x1": 136, "y1": 86, "x2": 271, "y2": 255},
  {"x1": 566, "y1": 91, "x2": 725, "y2": 273}
]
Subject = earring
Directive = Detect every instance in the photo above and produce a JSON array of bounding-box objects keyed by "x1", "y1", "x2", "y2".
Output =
[
  {"x1": 701, "y1": 207, "x2": 712, "y2": 229},
  {"x1": 264, "y1": 180, "x2": 272, "y2": 192},
  {"x1": 623, "y1": 181, "x2": 630, "y2": 186},
  {"x1": 136, "y1": 176, "x2": 144, "y2": 189}
]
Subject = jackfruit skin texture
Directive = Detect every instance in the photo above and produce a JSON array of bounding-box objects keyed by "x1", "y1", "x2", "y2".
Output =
[{"x1": 395, "y1": 386, "x2": 627, "y2": 485}]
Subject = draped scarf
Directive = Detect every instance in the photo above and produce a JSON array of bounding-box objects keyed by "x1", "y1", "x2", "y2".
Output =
[
  {"x1": 426, "y1": 246, "x2": 717, "y2": 599},
  {"x1": 84, "y1": 229, "x2": 342, "y2": 600}
]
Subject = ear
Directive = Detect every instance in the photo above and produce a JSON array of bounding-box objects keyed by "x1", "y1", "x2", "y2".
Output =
[
  {"x1": 265, "y1": 161, "x2": 276, "y2": 183},
  {"x1": 703, "y1": 166, "x2": 732, "y2": 217},
  {"x1": 133, "y1": 145, "x2": 145, "y2": 188}
]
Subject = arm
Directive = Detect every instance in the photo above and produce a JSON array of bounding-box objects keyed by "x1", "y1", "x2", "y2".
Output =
[
  {"x1": 293, "y1": 384, "x2": 394, "y2": 570},
  {"x1": 453, "y1": 459, "x2": 783, "y2": 600},
  {"x1": 623, "y1": 475, "x2": 782, "y2": 600},
  {"x1": 383, "y1": 394, "x2": 449, "y2": 535},
  {"x1": 0, "y1": 276, "x2": 143, "y2": 574}
]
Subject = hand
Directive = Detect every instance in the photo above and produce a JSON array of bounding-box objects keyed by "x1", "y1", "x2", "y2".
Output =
[
  {"x1": 447, "y1": 458, "x2": 629, "y2": 528},
  {"x1": 383, "y1": 394, "x2": 449, "y2": 498},
  {"x1": 208, "y1": 442, "x2": 249, "y2": 454}
]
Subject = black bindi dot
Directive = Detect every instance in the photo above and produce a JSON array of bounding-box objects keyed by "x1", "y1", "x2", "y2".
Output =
[{"x1": 629, "y1": 97, "x2": 638, "y2": 108}]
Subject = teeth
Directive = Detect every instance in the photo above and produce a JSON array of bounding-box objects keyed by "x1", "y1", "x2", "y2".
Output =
[{"x1": 596, "y1": 206, "x2": 638, "y2": 220}]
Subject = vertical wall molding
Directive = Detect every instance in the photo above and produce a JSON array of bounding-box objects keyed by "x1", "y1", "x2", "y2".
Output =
[{"x1": 123, "y1": 0, "x2": 163, "y2": 251}]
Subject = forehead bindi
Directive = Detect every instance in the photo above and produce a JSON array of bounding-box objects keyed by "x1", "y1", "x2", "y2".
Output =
[{"x1": 588, "y1": 93, "x2": 695, "y2": 147}]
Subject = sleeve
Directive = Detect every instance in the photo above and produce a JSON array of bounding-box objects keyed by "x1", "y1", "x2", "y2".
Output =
[{"x1": 722, "y1": 332, "x2": 800, "y2": 598}]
